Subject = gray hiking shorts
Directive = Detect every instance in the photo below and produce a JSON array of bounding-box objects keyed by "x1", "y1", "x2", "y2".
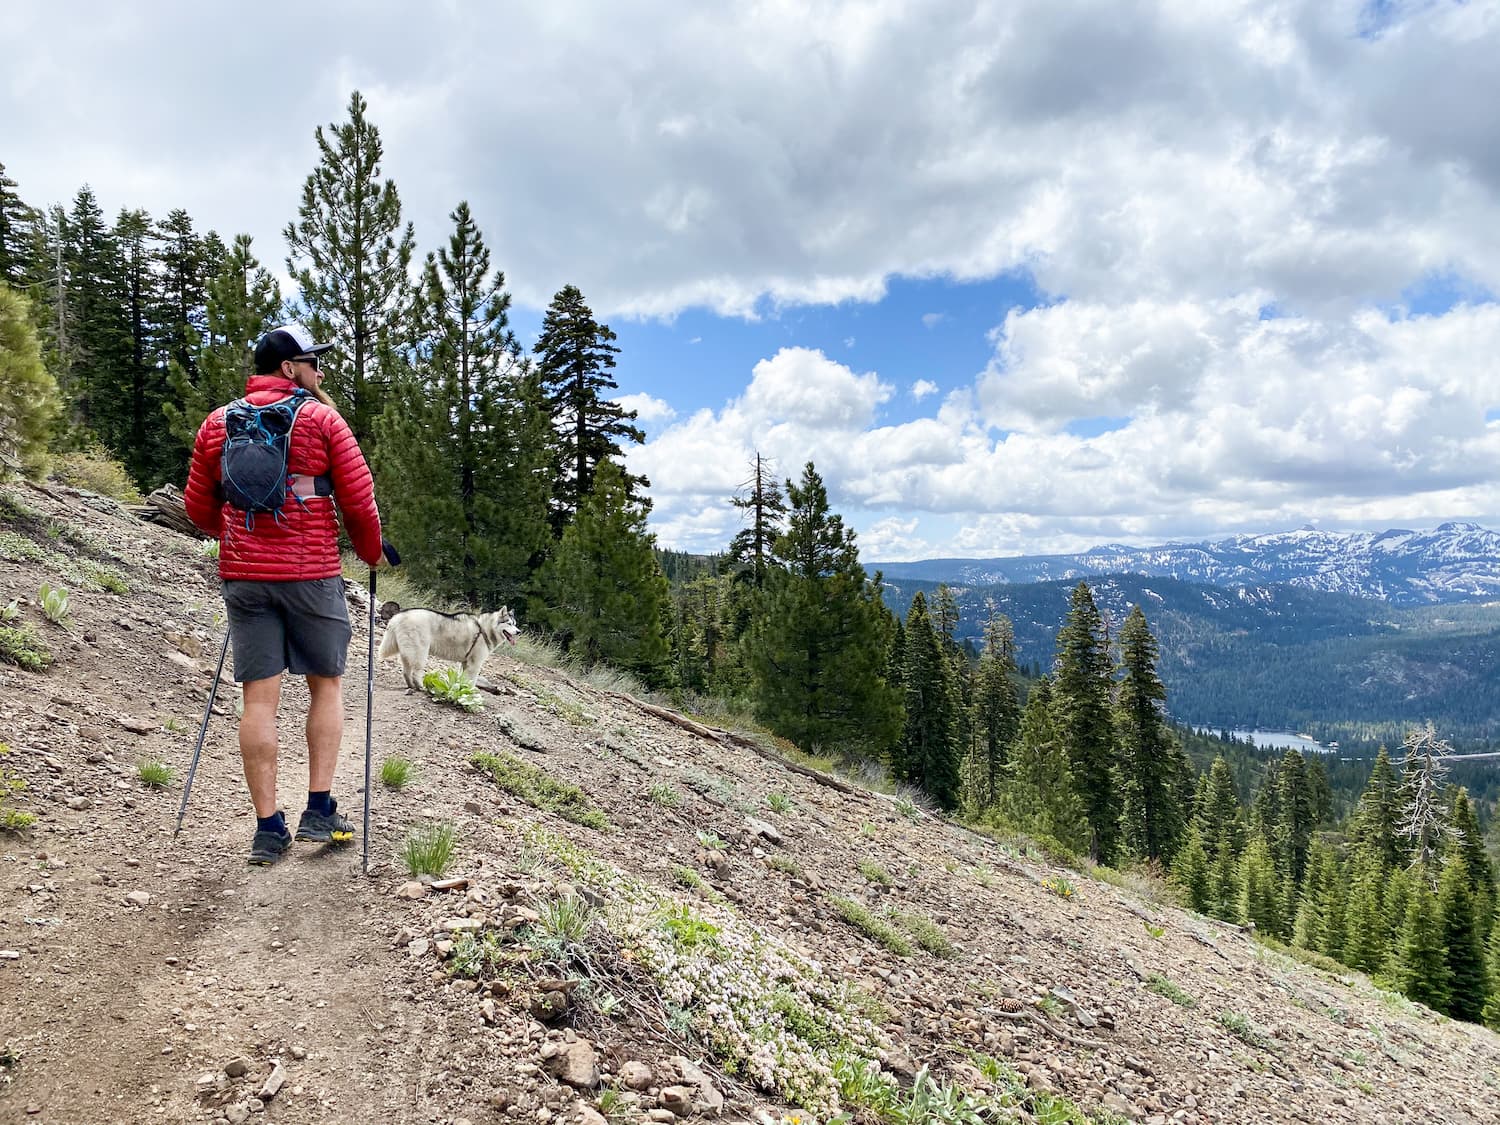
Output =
[{"x1": 222, "y1": 577, "x2": 352, "y2": 683}]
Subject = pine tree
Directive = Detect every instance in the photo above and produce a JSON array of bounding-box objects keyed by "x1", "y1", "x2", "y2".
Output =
[
  {"x1": 0, "y1": 163, "x2": 37, "y2": 290},
  {"x1": 1396, "y1": 724, "x2": 1452, "y2": 873},
  {"x1": 1195, "y1": 756, "x2": 1246, "y2": 859},
  {"x1": 1381, "y1": 865, "x2": 1414, "y2": 978},
  {"x1": 1484, "y1": 921, "x2": 1500, "y2": 1029},
  {"x1": 1397, "y1": 878, "x2": 1452, "y2": 1012},
  {"x1": 747, "y1": 462, "x2": 900, "y2": 756},
  {"x1": 533, "y1": 284, "x2": 646, "y2": 534},
  {"x1": 970, "y1": 610, "x2": 1020, "y2": 808},
  {"x1": 899, "y1": 592, "x2": 961, "y2": 809},
  {"x1": 728, "y1": 451, "x2": 786, "y2": 588},
  {"x1": 1116, "y1": 606, "x2": 1190, "y2": 863},
  {"x1": 285, "y1": 89, "x2": 416, "y2": 449},
  {"x1": 1274, "y1": 749, "x2": 1317, "y2": 889},
  {"x1": 1342, "y1": 853, "x2": 1390, "y2": 974},
  {"x1": 1350, "y1": 745, "x2": 1404, "y2": 870},
  {"x1": 153, "y1": 209, "x2": 221, "y2": 480},
  {"x1": 1053, "y1": 581, "x2": 1120, "y2": 863},
  {"x1": 1438, "y1": 854, "x2": 1488, "y2": 1022},
  {"x1": 1319, "y1": 856, "x2": 1349, "y2": 961},
  {"x1": 108, "y1": 207, "x2": 177, "y2": 488},
  {"x1": 165, "y1": 235, "x2": 281, "y2": 451},
  {"x1": 536, "y1": 459, "x2": 668, "y2": 681},
  {"x1": 0, "y1": 283, "x2": 61, "y2": 477},
  {"x1": 1170, "y1": 825, "x2": 1213, "y2": 914},
  {"x1": 1239, "y1": 833, "x2": 1282, "y2": 937},
  {"x1": 996, "y1": 678, "x2": 1088, "y2": 854},
  {"x1": 1209, "y1": 830, "x2": 1242, "y2": 923},
  {"x1": 1293, "y1": 841, "x2": 1333, "y2": 952},
  {"x1": 61, "y1": 186, "x2": 130, "y2": 444},
  {"x1": 375, "y1": 202, "x2": 552, "y2": 608},
  {"x1": 1445, "y1": 787, "x2": 1495, "y2": 938}
]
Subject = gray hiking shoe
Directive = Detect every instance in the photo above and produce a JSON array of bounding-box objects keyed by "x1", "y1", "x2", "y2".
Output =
[
  {"x1": 249, "y1": 821, "x2": 293, "y2": 866},
  {"x1": 295, "y1": 798, "x2": 354, "y2": 845}
]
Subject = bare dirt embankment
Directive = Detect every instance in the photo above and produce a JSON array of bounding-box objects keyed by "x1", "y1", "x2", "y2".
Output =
[{"x1": 2, "y1": 479, "x2": 1499, "y2": 1125}]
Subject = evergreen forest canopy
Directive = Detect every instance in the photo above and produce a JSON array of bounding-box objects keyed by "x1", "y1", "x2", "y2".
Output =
[{"x1": 3, "y1": 90, "x2": 1500, "y2": 1029}]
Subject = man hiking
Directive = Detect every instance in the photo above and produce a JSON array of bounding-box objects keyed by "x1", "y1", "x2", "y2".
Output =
[{"x1": 185, "y1": 324, "x2": 383, "y2": 865}]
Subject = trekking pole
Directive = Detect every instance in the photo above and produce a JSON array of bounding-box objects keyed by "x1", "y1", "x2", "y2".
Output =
[
  {"x1": 174, "y1": 628, "x2": 231, "y2": 838},
  {"x1": 362, "y1": 540, "x2": 400, "y2": 874}
]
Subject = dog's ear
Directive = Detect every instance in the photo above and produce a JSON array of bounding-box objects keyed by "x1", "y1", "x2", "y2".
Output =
[{"x1": 379, "y1": 601, "x2": 402, "y2": 623}]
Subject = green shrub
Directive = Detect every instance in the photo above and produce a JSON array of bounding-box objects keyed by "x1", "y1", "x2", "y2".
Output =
[
  {"x1": 37, "y1": 585, "x2": 69, "y2": 625},
  {"x1": 673, "y1": 864, "x2": 705, "y2": 889},
  {"x1": 830, "y1": 896, "x2": 914, "y2": 956},
  {"x1": 889, "y1": 909, "x2": 955, "y2": 958},
  {"x1": 0, "y1": 744, "x2": 36, "y2": 831},
  {"x1": 380, "y1": 756, "x2": 416, "y2": 789},
  {"x1": 766, "y1": 792, "x2": 793, "y2": 813},
  {"x1": 51, "y1": 445, "x2": 141, "y2": 503},
  {"x1": 765, "y1": 853, "x2": 801, "y2": 877},
  {"x1": 1146, "y1": 974, "x2": 1196, "y2": 1008},
  {"x1": 856, "y1": 857, "x2": 893, "y2": 886},
  {"x1": 401, "y1": 820, "x2": 457, "y2": 877},
  {"x1": 136, "y1": 759, "x2": 174, "y2": 788},
  {"x1": 471, "y1": 750, "x2": 609, "y2": 829},
  {"x1": 422, "y1": 666, "x2": 483, "y2": 711},
  {"x1": 647, "y1": 781, "x2": 681, "y2": 807},
  {"x1": 0, "y1": 624, "x2": 51, "y2": 671}
]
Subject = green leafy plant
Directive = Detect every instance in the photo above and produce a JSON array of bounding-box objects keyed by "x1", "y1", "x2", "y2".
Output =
[
  {"x1": 37, "y1": 585, "x2": 69, "y2": 626},
  {"x1": 471, "y1": 750, "x2": 609, "y2": 829},
  {"x1": 1, "y1": 744, "x2": 36, "y2": 831},
  {"x1": 857, "y1": 857, "x2": 893, "y2": 886},
  {"x1": 82, "y1": 564, "x2": 128, "y2": 594},
  {"x1": 400, "y1": 819, "x2": 457, "y2": 877},
  {"x1": 199, "y1": 539, "x2": 221, "y2": 559},
  {"x1": 1041, "y1": 875, "x2": 1076, "y2": 900},
  {"x1": 673, "y1": 864, "x2": 705, "y2": 890},
  {"x1": 894, "y1": 796, "x2": 919, "y2": 820},
  {"x1": 695, "y1": 828, "x2": 728, "y2": 851},
  {"x1": 1143, "y1": 920, "x2": 1166, "y2": 939},
  {"x1": 380, "y1": 756, "x2": 417, "y2": 789},
  {"x1": 136, "y1": 758, "x2": 174, "y2": 788},
  {"x1": 765, "y1": 853, "x2": 801, "y2": 877},
  {"x1": 0, "y1": 599, "x2": 17, "y2": 622},
  {"x1": 860, "y1": 820, "x2": 878, "y2": 838},
  {"x1": 766, "y1": 791, "x2": 793, "y2": 813},
  {"x1": 660, "y1": 903, "x2": 723, "y2": 953},
  {"x1": 1146, "y1": 974, "x2": 1196, "y2": 1008},
  {"x1": 0, "y1": 623, "x2": 51, "y2": 671},
  {"x1": 830, "y1": 896, "x2": 914, "y2": 956},
  {"x1": 1217, "y1": 1009, "x2": 1275, "y2": 1051},
  {"x1": 422, "y1": 666, "x2": 483, "y2": 712},
  {"x1": 647, "y1": 781, "x2": 682, "y2": 807}
]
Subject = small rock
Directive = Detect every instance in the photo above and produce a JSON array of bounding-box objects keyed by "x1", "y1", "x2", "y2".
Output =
[
  {"x1": 648, "y1": 1110, "x2": 678, "y2": 1124},
  {"x1": 542, "y1": 1037, "x2": 599, "y2": 1089},
  {"x1": 577, "y1": 1104, "x2": 609, "y2": 1125},
  {"x1": 118, "y1": 715, "x2": 157, "y2": 734},
  {"x1": 618, "y1": 1061, "x2": 654, "y2": 1090},
  {"x1": 223, "y1": 1057, "x2": 252, "y2": 1079},
  {"x1": 0, "y1": 950, "x2": 20, "y2": 960},
  {"x1": 290, "y1": 1046, "x2": 307, "y2": 1060},
  {"x1": 125, "y1": 890, "x2": 152, "y2": 907},
  {"x1": 259, "y1": 1062, "x2": 286, "y2": 1100},
  {"x1": 659, "y1": 1087, "x2": 694, "y2": 1117},
  {"x1": 744, "y1": 816, "x2": 782, "y2": 845},
  {"x1": 396, "y1": 881, "x2": 429, "y2": 899},
  {"x1": 66, "y1": 796, "x2": 93, "y2": 811},
  {"x1": 225, "y1": 1102, "x2": 251, "y2": 1125}
]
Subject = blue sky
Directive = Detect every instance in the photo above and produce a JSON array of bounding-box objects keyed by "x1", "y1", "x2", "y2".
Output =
[{"x1": 5, "y1": 0, "x2": 1500, "y2": 560}]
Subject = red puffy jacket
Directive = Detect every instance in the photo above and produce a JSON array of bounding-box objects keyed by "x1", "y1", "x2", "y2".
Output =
[{"x1": 184, "y1": 375, "x2": 383, "y2": 581}]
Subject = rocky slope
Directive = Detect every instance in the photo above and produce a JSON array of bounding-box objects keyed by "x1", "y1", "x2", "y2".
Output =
[
  {"x1": 3, "y1": 480, "x2": 1500, "y2": 1125},
  {"x1": 872, "y1": 522, "x2": 1500, "y2": 605}
]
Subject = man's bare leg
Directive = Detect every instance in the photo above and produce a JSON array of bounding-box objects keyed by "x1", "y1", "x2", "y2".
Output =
[
  {"x1": 240, "y1": 676, "x2": 282, "y2": 817},
  {"x1": 305, "y1": 674, "x2": 344, "y2": 791}
]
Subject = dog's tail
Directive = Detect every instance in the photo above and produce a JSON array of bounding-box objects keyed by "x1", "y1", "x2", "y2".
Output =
[{"x1": 378, "y1": 625, "x2": 399, "y2": 659}]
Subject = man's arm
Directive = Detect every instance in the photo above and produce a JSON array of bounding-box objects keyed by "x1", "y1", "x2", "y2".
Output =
[
  {"x1": 183, "y1": 412, "x2": 224, "y2": 537},
  {"x1": 323, "y1": 409, "x2": 383, "y2": 567}
]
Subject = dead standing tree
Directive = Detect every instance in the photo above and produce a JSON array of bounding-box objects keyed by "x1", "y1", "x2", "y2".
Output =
[{"x1": 1396, "y1": 722, "x2": 1452, "y2": 883}]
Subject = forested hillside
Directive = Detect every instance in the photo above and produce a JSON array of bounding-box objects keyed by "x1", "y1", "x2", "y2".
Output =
[{"x1": 880, "y1": 573, "x2": 1500, "y2": 743}]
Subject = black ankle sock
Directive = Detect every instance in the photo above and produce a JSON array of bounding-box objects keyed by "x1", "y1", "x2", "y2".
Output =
[
  {"x1": 256, "y1": 811, "x2": 286, "y2": 835},
  {"x1": 306, "y1": 790, "x2": 334, "y2": 816}
]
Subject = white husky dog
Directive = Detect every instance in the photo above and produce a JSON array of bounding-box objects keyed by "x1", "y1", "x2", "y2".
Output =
[{"x1": 378, "y1": 607, "x2": 520, "y2": 690}]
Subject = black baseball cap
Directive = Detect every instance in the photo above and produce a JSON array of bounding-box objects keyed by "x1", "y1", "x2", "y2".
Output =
[{"x1": 254, "y1": 323, "x2": 334, "y2": 375}]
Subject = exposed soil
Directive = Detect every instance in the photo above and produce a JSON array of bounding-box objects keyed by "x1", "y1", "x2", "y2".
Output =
[{"x1": 2, "y1": 479, "x2": 1500, "y2": 1125}]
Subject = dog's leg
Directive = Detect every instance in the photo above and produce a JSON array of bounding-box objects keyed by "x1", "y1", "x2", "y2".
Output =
[
  {"x1": 463, "y1": 642, "x2": 490, "y2": 685},
  {"x1": 402, "y1": 642, "x2": 428, "y2": 692}
]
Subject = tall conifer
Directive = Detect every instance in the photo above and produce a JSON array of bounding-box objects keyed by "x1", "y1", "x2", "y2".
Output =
[
  {"x1": 1116, "y1": 606, "x2": 1190, "y2": 862},
  {"x1": 1053, "y1": 581, "x2": 1119, "y2": 863},
  {"x1": 0, "y1": 283, "x2": 61, "y2": 477},
  {"x1": 900, "y1": 592, "x2": 961, "y2": 809},
  {"x1": 1438, "y1": 855, "x2": 1488, "y2": 1022},
  {"x1": 970, "y1": 611, "x2": 1020, "y2": 808},
  {"x1": 1396, "y1": 879, "x2": 1452, "y2": 1012},
  {"x1": 285, "y1": 90, "x2": 415, "y2": 449},
  {"x1": 728, "y1": 451, "x2": 786, "y2": 588}
]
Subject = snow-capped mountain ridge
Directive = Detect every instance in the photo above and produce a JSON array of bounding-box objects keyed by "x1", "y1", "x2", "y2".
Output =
[{"x1": 871, "y1": 523, "x2": 1500, "y2": 605}]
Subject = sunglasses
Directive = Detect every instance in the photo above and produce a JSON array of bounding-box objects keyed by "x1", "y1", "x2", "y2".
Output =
[{"x1": 291, "y1": 354, "x2": 320, "y2": 370}]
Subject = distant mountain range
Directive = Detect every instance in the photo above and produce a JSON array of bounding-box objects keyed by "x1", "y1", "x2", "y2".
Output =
[{"x1": 871, "y1": 522, "x2": 1500, "y2": 606}]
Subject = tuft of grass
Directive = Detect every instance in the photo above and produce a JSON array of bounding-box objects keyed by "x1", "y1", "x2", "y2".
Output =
[
  {"x1": 647, "y1": 781, "x2": 682, "y2": 808},
  {"x1": 422, "y1": 666, "x2": 483, "y2": 712},
  {"x1": 673, "y1": 863, "x2": 706, "y2": 889},
  {"x1": 401, "y1": 820, "x2": 457, "y2": 877},
  {"x1": 859, "y1": 820, "x2": 878, "y2": 838},
  {"x1": 1146, "y1": 974, "x2": 1196, "y2": 1008},
  {"x1": 766, "y1": 791, "x2": 793, "y2": 814},
  {"x1": 0, "y1": 623, "x2": 52, "y2": 671},
  {"x1": 37, "y1": 584, "x2": 69, "y2": 626},
  {"x1": 1217, "y1": 1009, "x2": 1275, "y2": 1051},
  {"x1": 856, "y1": 857, "x2": 893, "y2": 886},
  {"x1": 537, "y1": 893, "x2": 598, "y2": 950},
  {"x1": 136, "y1": 758, "x2": 174, "y2": 788},
  {"x1": 471, "y1": 750, "x2": 609, "y2": 829},
  {"x1": 81, "y1": 563, "x2": 128, "y2": 594},
  {"x1": 765, "y1": 853, "x2": 801, "y2": 877},
  {"x1": 380, "y1": 756, "x2": 417, "y2": 789},
  {"x1": 830, "y1": 896, "x2": 914, "y2": 956},
  {"x1": 894, "y1": 796, "x2": 919, "y2": 821},
  {"x1": 889, "y1": 909, "x2": 955, "y2": 958}
]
